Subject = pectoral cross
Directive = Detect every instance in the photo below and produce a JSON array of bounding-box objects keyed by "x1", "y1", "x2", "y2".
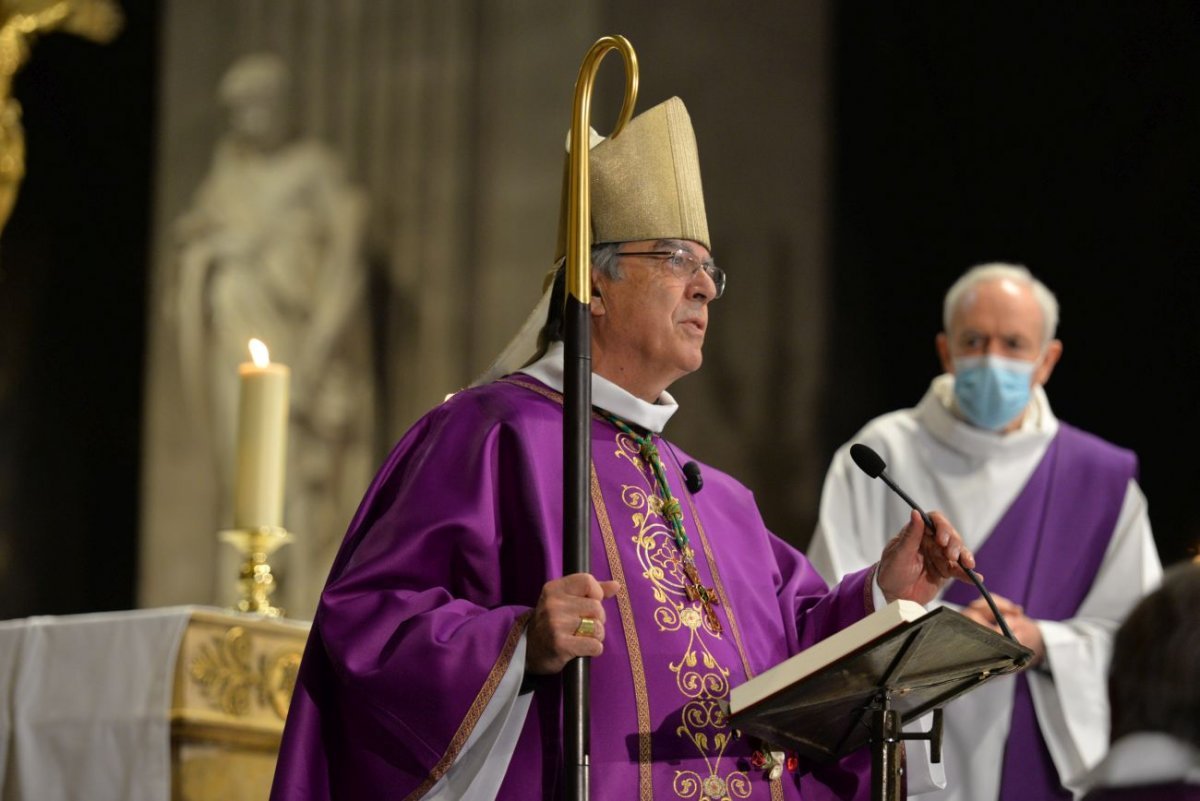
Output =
[
  {"x1": 599, "y1": 409, "x2": 725, "y2": 635},
  {"x1": 682, "y1": 553, "x2": 722, "y2": 635}
]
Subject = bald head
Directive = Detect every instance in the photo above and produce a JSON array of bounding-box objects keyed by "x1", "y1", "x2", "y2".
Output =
[
  {"x1": 943, "y1": 263, "x2": 1059, "y2": 346},
  {"x1": 936, "y1": 263, "x2": 1064, "y2": 432}
]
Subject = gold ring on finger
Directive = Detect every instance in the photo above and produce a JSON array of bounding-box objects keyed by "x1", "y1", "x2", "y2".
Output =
[{"x1": 574, "y1": 617, "x2": 596, "y2": 638}]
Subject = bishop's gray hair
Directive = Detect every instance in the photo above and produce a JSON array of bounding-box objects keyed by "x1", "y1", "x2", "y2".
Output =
[
  {"x1": 942, "y1": 263, "x2": 1060, "y2": 344},
  {"x1": 538, "y1": 242, "x2": 624, "y2": 350},
  {"x1": 591, "y1": 241, "x2": 622, "y2": 280}
]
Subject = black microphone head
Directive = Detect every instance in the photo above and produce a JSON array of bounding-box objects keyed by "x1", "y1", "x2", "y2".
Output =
[
  {"x1": 682, "y1": 461, "x2": 703, "y2": 493},
  {"x1": 849, "y1": 443, "x2": 886, "y2": 479}
]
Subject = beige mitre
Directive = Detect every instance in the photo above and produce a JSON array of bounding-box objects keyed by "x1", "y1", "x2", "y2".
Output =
[{"x1": 472, "y1": 96, "x2": 710, "y2": 386}]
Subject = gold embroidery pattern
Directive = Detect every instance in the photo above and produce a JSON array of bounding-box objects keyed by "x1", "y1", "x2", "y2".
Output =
[
  {"x1": 497, "y1": 376, "x2": 609, "y2": 423},
  {"x1": 684, "y1": 481, "x2": 787, "y2": 800},
  {"x1": 611, "y1": 433, "x2": 751, "y2": 800},
  {"x1": 593, "y1": 466, "x2": 655, "y2": 801},
  {"x1": 493, "y1": 379, "x2": 660, "y2": 797},
  {"x1": 188, "y1": 626, "x2": 301, "y2": 720},
  {"x1": 682, "y1": 490, "x2": 754, "y2": 681},
  {"x1": 498, "y1": 375, "x2": 561, "y2": 404},
  {"x1": 497, "y1": 380, "x2": 773, "y2": 797}
]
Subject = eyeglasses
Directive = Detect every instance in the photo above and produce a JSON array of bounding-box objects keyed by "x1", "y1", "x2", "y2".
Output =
[{"x1": 618, "y1": 249, "x2": 726, "y2": 299}]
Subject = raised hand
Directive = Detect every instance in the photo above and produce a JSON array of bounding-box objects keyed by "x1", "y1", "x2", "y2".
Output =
[{"x1": 877, "y1": 509, "x2": 978, "y2": 605}]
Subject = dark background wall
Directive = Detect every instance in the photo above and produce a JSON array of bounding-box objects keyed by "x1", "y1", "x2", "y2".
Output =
[
  {"x1": 826, "y1": 2, "x2": 1200, "y2": 565},
  {"x1": 0, "y1": 1, "x2": 158, "y2": 616}
]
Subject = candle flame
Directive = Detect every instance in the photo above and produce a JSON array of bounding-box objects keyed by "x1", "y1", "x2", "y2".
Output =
[{"x1": 248, "y1": 338, "x2": 270, "y2": 368}]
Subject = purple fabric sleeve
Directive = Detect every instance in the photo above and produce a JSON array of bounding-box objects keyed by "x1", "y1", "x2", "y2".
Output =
[
  {"x1": 272, "y1": 380, "x2": 880, "y2": 801},
  {"x1": 272, "y1": 388, "x2": 555, "y2": 799}
]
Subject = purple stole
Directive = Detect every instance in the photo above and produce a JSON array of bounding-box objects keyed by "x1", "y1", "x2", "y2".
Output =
[{"x1": 943, "y1": 423, "x2": 1137, "y2": 800}]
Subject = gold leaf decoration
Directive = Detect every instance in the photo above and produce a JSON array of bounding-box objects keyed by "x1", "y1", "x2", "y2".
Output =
[{"x1": 189, "y1": 625, "x2": 303, "y2": 720}]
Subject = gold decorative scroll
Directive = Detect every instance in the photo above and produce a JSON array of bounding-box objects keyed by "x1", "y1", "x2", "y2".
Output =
[
  {"x1": 172, "y1": 609, "x2": 309, "y2": 757},
  {"x1": 188, "y1": 624, "x2": 302, "y2": 721}
]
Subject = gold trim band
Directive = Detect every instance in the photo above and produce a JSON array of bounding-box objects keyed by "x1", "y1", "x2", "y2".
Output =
[{"x1": 404, "y1": 612, "x2": 532, "y2": 801}]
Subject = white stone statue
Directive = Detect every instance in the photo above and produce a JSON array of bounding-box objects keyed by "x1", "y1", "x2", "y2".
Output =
[{"x1": 173, "y1": 53, "x2": 376, "y2": 616}]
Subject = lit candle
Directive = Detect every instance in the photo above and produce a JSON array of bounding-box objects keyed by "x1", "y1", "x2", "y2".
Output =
[{"x1": 233, "y1": 338, "x2": 290, "y2": 530}]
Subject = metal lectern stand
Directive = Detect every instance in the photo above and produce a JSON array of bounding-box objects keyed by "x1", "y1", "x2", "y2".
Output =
[{"x1": 729, "y1": 607, "x2": 1031, "y2": 801}]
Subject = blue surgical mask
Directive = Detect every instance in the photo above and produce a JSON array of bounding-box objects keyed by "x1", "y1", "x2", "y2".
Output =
[{"x1": 951, "y1": 355, "x2": 1037, "y2": 431}]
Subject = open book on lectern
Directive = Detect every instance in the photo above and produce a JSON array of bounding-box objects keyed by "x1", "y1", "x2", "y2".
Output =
[{"x1": 728, "y1": 600, "x2": 1031, "y2": 762}]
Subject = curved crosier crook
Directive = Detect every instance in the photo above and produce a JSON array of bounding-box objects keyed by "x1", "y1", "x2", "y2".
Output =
[{"x1": 565, "y1": 35, "x2": 639, "y2": 304}]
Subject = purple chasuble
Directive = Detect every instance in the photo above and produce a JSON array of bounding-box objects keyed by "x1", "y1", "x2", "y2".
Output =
[
  {"x1": 942, "y1": 424, "x2": 1137, "y2": 801},
  {"x1": 270, "y1": 376, "x2": 876, "y2": 801}
]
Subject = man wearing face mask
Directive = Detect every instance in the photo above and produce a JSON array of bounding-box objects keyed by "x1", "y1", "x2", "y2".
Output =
[{"x1": 808, "y1": 263, "x2": 1162, "y2": 801}]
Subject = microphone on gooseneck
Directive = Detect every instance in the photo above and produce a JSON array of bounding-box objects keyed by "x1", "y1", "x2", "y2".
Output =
[
  {"x1": 849, "y1": 444, "x2": 934, "y2": 531},
  {"x1": 683, "y1": 461, "x2": 704, "y2": 494},
  {"x1": 849, "y1": 443, "x2": 1019, "y2": 644}
]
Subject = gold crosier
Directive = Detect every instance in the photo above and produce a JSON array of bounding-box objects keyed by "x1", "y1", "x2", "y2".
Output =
[
  {"x1": 564, "y1": 35, "x2": 638, "y2": 305},
  {"x1": 562, "y1": 35, "x2": 637, "y2": 801}
]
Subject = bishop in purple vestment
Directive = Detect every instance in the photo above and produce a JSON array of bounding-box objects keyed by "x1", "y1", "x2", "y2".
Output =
[{"x1": 270, "y1": 95, "x2": 978, "y2": 801}]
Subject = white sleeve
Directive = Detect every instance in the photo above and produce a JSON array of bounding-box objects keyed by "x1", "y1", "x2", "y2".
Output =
[
  {"x1": 1028, "y1": 479, "x2": 1162, "y2": 791},
  {"x1": 808, "y1": 444, "x2": 894, "y2": 586},
  {"x1": 814, "y1": 446, "x2": 945, "y2": 795},
  {"x1": 904, "y1": 712, "x2": 948, "y2": 795},
  {"x1": 423, "y1": 634, "x2": 534, "y2": 800}
]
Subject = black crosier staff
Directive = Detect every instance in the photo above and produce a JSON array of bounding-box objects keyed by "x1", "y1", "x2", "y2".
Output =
[{"x1": 561, "y1": 36, "x2": 638, "y2": 801}]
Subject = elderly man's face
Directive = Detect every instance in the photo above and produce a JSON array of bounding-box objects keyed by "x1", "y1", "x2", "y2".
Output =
[
  {"x1": 590, "y1": 239, "x2": 718, "y2": 402},
  {"x1": 936, "y1": 277, "x2": 1063, "y2": 391}
]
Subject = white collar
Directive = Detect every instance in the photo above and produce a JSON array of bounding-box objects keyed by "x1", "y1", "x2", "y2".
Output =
[
  {"x1": 1081, "y1": 732, "x2": 1200, "y2": 790},
  {"x1": 519, "y1": 341, "x2": 679, "y2": 434},
  {"x1": 914, "y1": 373, "x2": 1059, "y2": 461}
]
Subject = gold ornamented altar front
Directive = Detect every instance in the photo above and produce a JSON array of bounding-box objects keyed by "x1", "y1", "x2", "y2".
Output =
[{"x1": 171, "y1": 610, "x2": 308, "y2": 801}]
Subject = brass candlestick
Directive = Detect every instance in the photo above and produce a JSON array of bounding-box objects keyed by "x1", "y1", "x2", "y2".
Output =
[{"x1": 220, "y1": 526, "x2": 293, "y2": 617}]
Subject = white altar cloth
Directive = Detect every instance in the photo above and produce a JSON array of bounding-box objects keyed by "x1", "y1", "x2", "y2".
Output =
[{"x1": 0, "y1": 607, "x2": 194, "y2": 801}]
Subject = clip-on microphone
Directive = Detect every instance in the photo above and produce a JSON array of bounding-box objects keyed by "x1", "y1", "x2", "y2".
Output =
[{"x1": 849, "y1": 443, "x2": 1018, "y2": 644}]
